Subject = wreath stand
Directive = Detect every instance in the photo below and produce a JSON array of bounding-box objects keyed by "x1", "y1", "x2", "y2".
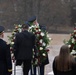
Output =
[{"x1": 31, "y1": 65, "x2": 40, "y2": 75}]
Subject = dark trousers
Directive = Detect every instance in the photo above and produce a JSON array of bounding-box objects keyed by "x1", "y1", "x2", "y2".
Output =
[
  {"x1": 23, "y1": 60, "x2": 31, "y2": 75},
  {"x1": 31, "y1": 65, "x2": 45, "y2": 75}
]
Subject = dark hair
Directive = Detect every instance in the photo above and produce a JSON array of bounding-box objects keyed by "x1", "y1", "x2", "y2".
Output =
[
  {"x1": 22, "y1": 24, "x2": 29, "y2": 29},
  {"x1": 55, "y1": 45, "x2": 75, "y2": 71}
]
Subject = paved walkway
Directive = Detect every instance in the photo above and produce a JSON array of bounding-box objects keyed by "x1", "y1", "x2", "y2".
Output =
[{"x1": 4, "y1": 33, "x2": 70, "y2": 75}]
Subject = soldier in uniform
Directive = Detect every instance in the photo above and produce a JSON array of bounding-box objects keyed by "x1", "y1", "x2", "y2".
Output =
[
  {"x1": 0, "y1": 26, "x2": 12, "y2": 75},
  {"x1": 27, "y1": 16, "x2": 49, "y2": 75}
]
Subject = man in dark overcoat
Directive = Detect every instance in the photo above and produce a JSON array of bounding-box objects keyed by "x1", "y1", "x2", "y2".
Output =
[
  {"x1": 0, "y1": 26, "x2": 12, "y2": 75},
  {"x1": 14, "y1": 24, "x2": 36, "y2": 75}
]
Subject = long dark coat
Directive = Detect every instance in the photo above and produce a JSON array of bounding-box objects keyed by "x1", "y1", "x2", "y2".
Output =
[
  {"x1": 14, "y1": 30, "x2": 36, "y2": 61},
  {"x1": 0, "y1": 39, "x2": 12, "y2": 75}
]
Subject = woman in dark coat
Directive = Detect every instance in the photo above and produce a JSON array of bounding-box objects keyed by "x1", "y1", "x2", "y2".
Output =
[{"x1": 52, "y1": 45, "x2": 76, "y2": 75}]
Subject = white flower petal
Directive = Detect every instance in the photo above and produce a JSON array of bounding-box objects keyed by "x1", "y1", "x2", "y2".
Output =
[
  {"x1": 40, "y1": 32, "x2": 45, "y2": 36},
  {"x1": 39, "y1": 39, "x2": 43, "y2": 43},
  {"x1": 42, "y1": 53, "x2": 46, "y2": 56},
  {"x1": 74, "y1": 30, "x2": 76, "y2": 32},
  {"x1": 72, "y1": 38, "x2": 75, "y2": 43},
  {"x1": 11, "y1": 42, "x2": 14, "y2": 45},
  {"x1": 40, "y1": 47, "x2": 43, "y2": 50},
  {"x1": 42, "y1": 42, "x2": 46, "y2": 46},
  {"x1": 68, "y1": 45, "x2": 71, "y2": 48}
]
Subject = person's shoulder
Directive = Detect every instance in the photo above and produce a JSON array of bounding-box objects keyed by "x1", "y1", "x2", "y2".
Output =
[
  {"x1": 39, "y1": 24, "x2": 46, "y2": 30},
  {"x1": 29, "y1": 32, "x2": 34, "y2": 36},
  {"x1": 54, "y1": 56, "x2": 59, "y2": 61},
  {"x1": 40, "y1": 24, "x2": 46, "y2": 27},
  {"x1": 1, "y1": 40, "x2": 9, "y2": 48},
  {"x1": 1, "y1": 39, "x2": 6, "y2": 44},
  {"x1": 15, "y1": 32, "x2": 21, "y2": 37},
  {"x1": 28, "y1": 32, "x2": 35, "y2": 37}
]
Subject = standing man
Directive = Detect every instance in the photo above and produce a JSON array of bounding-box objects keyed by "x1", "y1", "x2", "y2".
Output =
[
  {"x1": 0, "y1": 26, "x2": 12, "y2": 75},
  {"x1": 14, "y1": 24, "x2": 36, "y2": 75},
  {"x1": 27, "y1": 16, "x2": 49, "y2": 75}
]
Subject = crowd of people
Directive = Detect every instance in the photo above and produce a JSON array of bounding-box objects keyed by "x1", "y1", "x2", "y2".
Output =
[{"x1": 0, "y1": 16, "x2": 76, "y2": 75}]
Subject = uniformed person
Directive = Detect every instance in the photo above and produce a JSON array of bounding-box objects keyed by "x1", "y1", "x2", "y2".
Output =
[
  {"x1": 28, "y1": 16, "x2": 49, "y2": 75},
  {"x1": 0, "y1": 26, "x2": 12, "y2": 75}
]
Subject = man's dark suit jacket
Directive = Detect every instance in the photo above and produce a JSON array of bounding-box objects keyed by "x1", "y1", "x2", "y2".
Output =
[{"x1": 14, "y1": 30, "x2": 35, "y2": 60}]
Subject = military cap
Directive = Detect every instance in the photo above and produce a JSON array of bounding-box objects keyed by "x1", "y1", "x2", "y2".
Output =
[
  {"x1": 0, "y1": 26, "x2": 5, "y2": 33},
  {"x1": 28, "y1": 16, "x2": 36, "y2": 23}
]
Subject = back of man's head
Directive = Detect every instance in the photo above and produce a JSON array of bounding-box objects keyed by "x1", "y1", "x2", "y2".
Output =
[{"x1": 22, "y1": 24, "x2": 29, "y2": 30}]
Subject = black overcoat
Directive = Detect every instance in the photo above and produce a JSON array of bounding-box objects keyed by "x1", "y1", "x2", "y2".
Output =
[
  {"x1": 14, "y1": 30, "x2": 35, "y2": 60},
  {"x1": 0, "y1": 39, "x2": 12, "y2": 75}
]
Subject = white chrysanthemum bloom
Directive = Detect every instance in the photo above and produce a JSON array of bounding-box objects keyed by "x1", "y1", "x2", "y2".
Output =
[
  {"x1": 39, "y1": 29, "x2": 41, "y2": 32},
  {"x1": 29, "y1": 27, "x2": 32, "y2": 29},
  {"x1": 42, "y1": 53, "x2": 46, "y2": 56},
  {"x1": 18, "y1": 24, "x2": 22, "y2": 27},
  {"x1": 42, "y1": 42, "x2": 46, "y2": 46},
  {"x1": 49, "y1": 38, "x2": 52, "y2": 41},
  {"x1": 33, "y1": 32, "x2": 35, "y2": 34},
  {"x1": 11, "y1": 53, "x2": 14, "y2": 57},
  {"x1": 32, "y1": 49, "x2": 34, "y2": 51},
  {"x1": 11, "y1": 42, "x2": 14, "y2": 45},
  {"x1": 72, "y1": 38, "x2": 75, "y2": 43},
  {"x1": 68, "y1": 45, "x2": 71, "y2": 48},
  {"x1": 31, "y1": 25, "x2": 35, "y2": 28},
  {"x1": 12, "y1": 31, "x2": 16, "y2": 35},
  {"x1": 72, "y1": 50, "x2": 75, "y2": 52},
  {"x1": 18, "y1": 29, "x2": 22, "y2": 32},
  {"x1": 40, "y1": 32, "x2": 45, "y2": 36},
  {"x1": 47, "y1": 34, "x2": 49, "y2": 37},
  {"x1": 32, "y1": 55, "x2": 34, "y2": 58},
  {"x1": 13, "y1": 37, "x2": 15, "y2": 40},
  {"x1": 70, "y1": 50, "x2": 76, "y2": 55},
  {"x1": 40, "y1": 47, "x2": 43, "y2": 50},
  {"x1": 39, "y1": 39, "x2": 43, "y2": 43},
  {"x1": 74, "y1": 30, "x2": 76, "y2": 32}
]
